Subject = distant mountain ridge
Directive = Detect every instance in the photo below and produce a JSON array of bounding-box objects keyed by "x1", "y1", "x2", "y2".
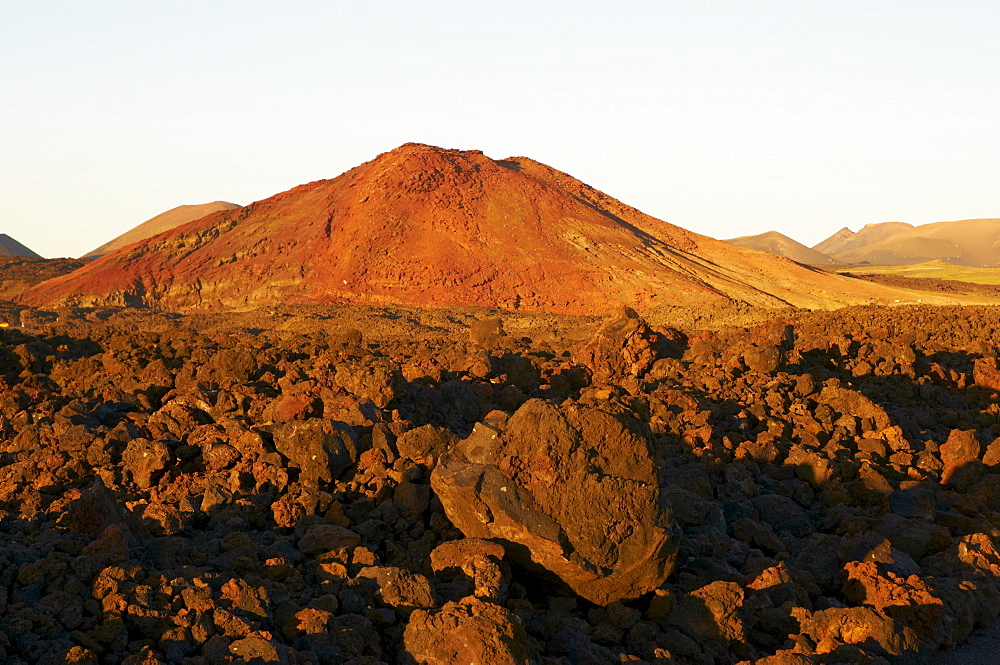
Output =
[
  {"x1": 724, "y1": 231, "x2": 835, "y2": 265},
  {"x1": 0, "y1": 234, "x2": 41, "y2": 259},
  {"x1": 81, "y1": 201, "x2": 241, "y2": 259},
  {"x1": 815, "y1": 218, "x2": 1000, "y2": 266},
  {"x1": 813, "y1": 222, "x2": 914, "y2": 256}
]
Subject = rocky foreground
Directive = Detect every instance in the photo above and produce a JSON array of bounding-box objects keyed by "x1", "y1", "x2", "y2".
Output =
[{"x1": 1, "y1": 303, "x2": 1000, "y2": 664}]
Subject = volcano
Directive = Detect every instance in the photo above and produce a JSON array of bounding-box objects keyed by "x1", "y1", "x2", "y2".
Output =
[
  {"x1": 724, "y1": 231, "x2": 835, "y2": 265},
  {"x1": 24, "y1": 143, "x2": 921, "y2": 314}
]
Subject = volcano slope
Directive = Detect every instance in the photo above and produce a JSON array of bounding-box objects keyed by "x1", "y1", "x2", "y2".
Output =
[
  {"x1": 2, "y1": 302, "x2": 1000, "y2": 662},
  {"x1": 24, "y1": 143, "x2": 929, "y2": 315}
]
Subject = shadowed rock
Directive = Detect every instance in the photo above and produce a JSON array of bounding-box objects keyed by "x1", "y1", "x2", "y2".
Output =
[
  {"x1": 67, "y1": 477, "x2": 148, "y2": 552},
  {"x1": 271, "y1": 419, "x2": 358, "y2": 486}
]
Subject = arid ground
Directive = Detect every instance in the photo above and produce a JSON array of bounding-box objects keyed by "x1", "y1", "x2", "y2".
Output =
[{"x1": 1, "y1": 300, "x2": 1000, "y2": 664}]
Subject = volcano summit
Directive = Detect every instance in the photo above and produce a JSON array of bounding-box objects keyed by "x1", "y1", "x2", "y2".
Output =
[{"x1": 26, "y1": 143, "x2": 916, "y2": 314}]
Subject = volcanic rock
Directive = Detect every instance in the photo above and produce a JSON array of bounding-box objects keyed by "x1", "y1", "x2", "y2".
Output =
[
  {"x1": 0, "y1": 256, "x2": 85, "y2": 301},
  {"x1": 939, "y1": 429, "x2": 981, "y2": 485},
  {"x1": 67, "y1": 477, "x2": 147, "y2": 550},
  {"x1": 270, "y1": 418, "x2": 358, "y2": 486},
  {"x1": 6, "y1": 301, "x2": 1000, "y2": 663},
  {"x1": 431, "y1": 397, "x2": 679, "y2": 606},
  {"x1": 842, "y1": 561, "x2": 945, "y2": 646},
  {"x1": 469, "y1": 317, "x2": 506, "y2": 348},
  {"x1": 973, "y1": 356, "x2": 1000, "y2": 392},
  {"x1": 394, "y1": 424, "x2": 458, "y2": 465},
  {"x1": 297, "y1": 523, "x2": 362, "y2": 556},
  {"x1": 573, "y1": 306, "x2": 670, "y2": 385},
  {"x1": 121, "y1": 439, "x2": 172, "y2": 489},
  {"x1": 429, "y1": 538, "x2": 509, "y2": 602},
  {"x1": 795, "y1": 605, "x2": 911, "y2": 657},
  {"x1": 355, "y1": 566, "x2": 437, "y2": 617},
  {"x1": 816, "y1": 384, "x2": 891, "y2": 431},
  {"x1": 665, "y1": 580, "x2": 746, "y2": 646},
  {"x1": 402, "y1": 597, "x2": 535, "y2": 665}
]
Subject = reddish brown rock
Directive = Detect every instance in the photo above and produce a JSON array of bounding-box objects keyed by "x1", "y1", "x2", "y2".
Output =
[
  {"x1": 121, "y1": 439, "x2": 171, "y2": 488},
  {"x1": 842, "y1": 561, "x2": 945, "y2": 647},
  {"x1": 272, "y1": 393, "x2": 316, "y2": 421},
  {"x1": 271, "y1": 418, "x2": 358, "y2": 486},
  {"x1": 297, "y1": 522, "x2": 361, "y2": 556},
  {"x1": 873, "y1": 514, "x2": 951, "y2": 561},
  {"x1": 796, "y1": 606, "x2": 912, "y2": 657},
  {"x1": 430, "y1": 538, "x2": 508, "y2": 602},
  {"x1": 973, "y1": 356, "x2": 1000, "y2": 391},
  {"x1": 469, "y1": 317, "x2": 506, "y2": 348},
  {"x1": 393, "y1": 481, "x2": 431, "y2": 519},
  {"x1": 67, "y1": 477, "x2": 147, "y2": 550},
  {"x1": 924, "y1": 532, "x2": 1000, "y2": 578},
  {"x1": 221, "y1": 579, "x2": 270, "y2": 619},
  {"x1": 982, "y1": 437, "x2": 1000, "y2": 467},
  {"x1": 334, "y1": 361, "x2": 402, "y2": 409},
  {"x1": 395, "y1": 424, "x2": 458, "y2": 465},
  {"x1": 356, "y1": 566, "x2": 437, "y2": 617},
  {"x1": 939, "y1": 428, "x2": 981, "y2": 485},
  {"x1": 816, "y1": 384, "x2": 891, "y2": 431},
  {"x1": 573, "y1": 307, "x2": 666, "y2": 384},
  {"x1": 228, "y1": 635, "x2": 291, "y2": 664},
  {"x1": 431, "y1": 398, "x2": 679, "y2": 606},
  {"x1": 403, "y1": 597, "x2": 535, "y2": 665}
]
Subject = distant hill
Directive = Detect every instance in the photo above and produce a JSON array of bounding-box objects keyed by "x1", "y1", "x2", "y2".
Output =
[
  {"x1": 724, "y1": 230, "x2": 835, "y2": 265},
  {"x1": 813, "y1": 222, "x2": 914, "y2": 256},
  {"x1": 24, "y1": 143, "x2": 932, "y2": 314},
  {"x1": 0, "y1": 234, "x2": 41, "y2": 258},
  {"x1": 81, "y1": 201, "x2": 241, "y2": 259},
  {"x1": 831, "y1": 218, "x2": 1000, "y2": 266}
]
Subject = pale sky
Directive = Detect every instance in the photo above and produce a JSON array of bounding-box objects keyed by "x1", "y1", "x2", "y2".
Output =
[{"x1": 3, "y1": 1, "x2": 999, "y2": 258}]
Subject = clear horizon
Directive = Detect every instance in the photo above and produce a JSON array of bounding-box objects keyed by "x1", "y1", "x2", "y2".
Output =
[{"x1": 3, "y1": 1, "x2": 999, "y2": 259}]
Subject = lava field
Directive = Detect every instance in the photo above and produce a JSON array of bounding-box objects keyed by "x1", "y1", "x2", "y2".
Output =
[{"x1": 1, "y1": 303, "x2": 1000, "y2": 664}]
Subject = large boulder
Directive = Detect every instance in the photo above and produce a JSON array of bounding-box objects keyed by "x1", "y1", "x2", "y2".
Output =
[{"x1": 431, "y1": 398, "x2": 679, "y2": 606}]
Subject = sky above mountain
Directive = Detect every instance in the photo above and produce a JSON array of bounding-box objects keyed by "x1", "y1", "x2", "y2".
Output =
[{"x1": 3, "y1": 1, "x2": 999, "y2": 258}]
